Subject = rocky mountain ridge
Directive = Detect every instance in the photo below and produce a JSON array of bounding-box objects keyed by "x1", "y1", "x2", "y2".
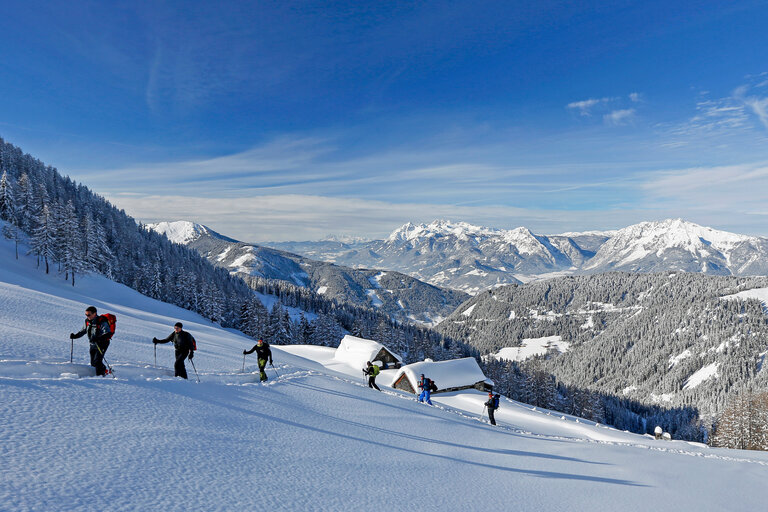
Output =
[{"x1": 264, "y1": 218, "x2": 768, "y2": 294}]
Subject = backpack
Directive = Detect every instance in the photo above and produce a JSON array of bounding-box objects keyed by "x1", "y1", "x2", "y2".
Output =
[
  {"x1": 429, "y1": 380, "x2": 438, "y2": 393},
  {"x1": 190, "y1": 334, "x2": 197, "y2": 351},
  {"x1": 371, "y1": 364, "x2": 380, "y2": 377},
  {"x1": 100, "y1": 314, "x2": 116, "y2": 340},
  {"x1": 493, "y1": 394, "x2": 500, "y2": 409}
]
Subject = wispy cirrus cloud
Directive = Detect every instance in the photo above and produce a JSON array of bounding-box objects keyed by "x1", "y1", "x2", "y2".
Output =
[
  {"x1": 603, "y1": 108, "x2": 636, "y2": 126},
  {"x1": 566, "y1": 93, "x2": 641, "y2": 125},
  {"x1": 629, "y1": 161, "x2": 768, "y2": 236},
  {"x1": 640, "y1": 162, "x2": 768, "y2": 231},
  {"x1": 669, "y1": 75, "x2": 768, "y2": 139},
  {"x1": 566, "y1": 97, "x2": 614, "y2": 116},
  {"x1": 736, "y1": 85, "x2": 768, "y2": 129}
]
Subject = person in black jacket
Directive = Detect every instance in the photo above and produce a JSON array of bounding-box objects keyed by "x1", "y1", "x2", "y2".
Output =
[
  {"x1": 70, "y1": 306, "x2": 112, "y2": 376},
  {"x1": 485, "y1": 392, "x2": 499, "y2": 425},
  {"x1": 153, "y1": 322, "x2": 196, "y2": 379},
  {"x1": 243, "y1": 339, "x2": 273, "y2": 382},
  {"x1": 363, "y1": 361, "x2": 381, "y2": 391}
]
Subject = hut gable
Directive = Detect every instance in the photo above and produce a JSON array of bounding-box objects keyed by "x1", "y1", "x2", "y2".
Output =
[
  {"x1": 393, "y1": 358, "x2": 493, "y2": 394},
  {"x1": 333, "y1": 335, "x2": 403, "y2": 370}
]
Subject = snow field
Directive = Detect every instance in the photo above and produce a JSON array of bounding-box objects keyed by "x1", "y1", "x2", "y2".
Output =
[{"x1": 3, "y1": 238, "x2": 768, "y2": 511}]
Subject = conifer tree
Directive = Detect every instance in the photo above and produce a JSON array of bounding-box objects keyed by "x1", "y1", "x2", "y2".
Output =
[{"x1": 30, "y1": 204, "x2": 55, "y2": 274}]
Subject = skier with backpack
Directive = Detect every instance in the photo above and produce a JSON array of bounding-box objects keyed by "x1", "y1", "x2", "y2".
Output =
[
  {"x1": 418, "y1": 373, "x2": 434, "y2": 405},
  {"x1": 363, "y1": 361, "x2": 381, "y2": 391},
  {"x1": 485, "y1": 392, "x2": 501, "y2": 425},
  {"x1": 153, "y1": 322, "x2": 196, "y2": 379},
  {"x1": 70, "y1": 306, "x2": 116, "y2": 376},
  {"x1": 243, "y1": 339, "x2": 273, "y2": 382}
]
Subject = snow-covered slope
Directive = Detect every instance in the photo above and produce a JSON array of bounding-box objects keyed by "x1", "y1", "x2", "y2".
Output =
[{"x1": 3, "y1": 238, "x2": 768, "y2": 511}]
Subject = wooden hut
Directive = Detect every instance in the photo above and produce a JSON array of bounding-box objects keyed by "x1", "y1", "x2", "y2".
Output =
[
  {"x1": 333, "y1": 335, "x2": 403, "y2": 370},
  {"x1": 392, "y1": 358, "x2": 493, "y2": 394}
]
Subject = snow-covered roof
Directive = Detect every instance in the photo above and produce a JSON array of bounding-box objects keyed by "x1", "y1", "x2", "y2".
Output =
[
  {"x1": 395, "y1": 357, "x2": 493, "y2": 391},
  {"x1": 333, "y1": 335, "x2": 402, "y2": 369}
]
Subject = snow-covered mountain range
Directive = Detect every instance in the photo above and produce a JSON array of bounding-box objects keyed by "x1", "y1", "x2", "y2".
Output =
[
  {"x1": 149, "y1": 221, "x2": 469, "y2": 325},
  {"x1": 265, "y1": 219, "x2": 768, "y2": 294}
]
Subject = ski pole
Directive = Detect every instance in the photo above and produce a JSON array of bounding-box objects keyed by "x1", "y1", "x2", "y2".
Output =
[
  {"x1": 242, "y1": 353, "x2": 246, "y2": 373},
  {"x1": 190, "y1": 358, "x2": 200, "y2": 383},
  {"x1": 270, "y1": 362, "x2": 279, "y2": 379},
  {"x1": 96, "y1": 343, "x2": 115, "y2": 378},
  {"x1": 70, "y1": 337, "x2": 74, "y2": 364},
  {"x1": 482, "y1": 404, "x2": 487, "y2": 419},
  {"x1": 154, "y1": 342, "x2": 157, "y2": 367}
]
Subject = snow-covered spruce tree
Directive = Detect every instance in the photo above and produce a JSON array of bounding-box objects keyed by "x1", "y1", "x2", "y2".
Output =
[
  {"x1": 60, "y1": 200, "x2": 86, "y2": 285},
  {"x1": 296, "y1": 313, "x2": 312, "y2": 344},
  {"x1": 0, "y1": 170, "x2": 21, "y2": 259},
  {"x1": 29, "y1": 204, "x2": 55, "y2": 274},
  {"x1": 16, "y1": 172, "x2": 34, "y2": 234}
]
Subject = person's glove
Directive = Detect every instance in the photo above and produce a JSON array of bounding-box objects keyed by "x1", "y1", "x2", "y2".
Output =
[
  {"x1": 269, "y1": 360, "x2": 273, "y2": 366},
  {"x1": 243, "y1": 349, "x2": 247, "y2": 355},
  {"x1": 69, "y1": 333, "x2": 75, "y2": 339},
  {"x1": 152, "y1": 337, "x2": 158, "y2": 344},
  {"x1": 188, "y1": 351, "x2": 194, "y2": 360}
]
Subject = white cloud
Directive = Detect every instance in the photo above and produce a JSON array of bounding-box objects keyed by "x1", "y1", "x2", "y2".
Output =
[
  {"x1": 742, "y1": 96, "x2": 768, "y2": 129},
  {"x1": 641, "y1": 162, "x2": 768, "y2": 216},
  {"x1": 567, "y1": 94, "x2": 641, "y2": 120},
  {"x1": 633, "y1": 162, "x2": 768, "y2": 236},
  {"x1": 567, "y1": 98, "x2": 601, "y2": 116},
  {"x1": 603, "y1": 109, "x2": 636, "y2": 125},
  {"x1": 566, "y1": 97, "x2": 616, "y2": 116},
  {"x1": 671, "y1": 80, "x2": 768, "y2": 139}
]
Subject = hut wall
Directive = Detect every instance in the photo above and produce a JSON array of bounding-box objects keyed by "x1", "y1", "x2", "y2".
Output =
[
  {"x1": 373, "y1": 348, "x2": 401, "y2": 368},
  {"x1": 394, "y1": 374, "x2": 415, "y2": 394}
]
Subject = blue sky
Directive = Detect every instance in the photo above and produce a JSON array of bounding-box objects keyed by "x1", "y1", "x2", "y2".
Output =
[{"x1": 2, "y1": 0, "x2": 768, "y2": 241}]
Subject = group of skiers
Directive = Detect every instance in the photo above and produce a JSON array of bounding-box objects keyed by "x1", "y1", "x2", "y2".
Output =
[
  {"x1": 69, "y1": 305, "x2": 274, "y2": 382},
  {"x1": 70, "y1": 305, "x2": 501, "y2": 425}
]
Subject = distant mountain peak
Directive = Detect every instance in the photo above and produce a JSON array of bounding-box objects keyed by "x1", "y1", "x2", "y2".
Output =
[
  {"x1": 611, "y1": 218, "x2": 756, "y2": 247},
  {"x1": 147, "y1": 220, "x2": 238, "y2": 245},
  {"x1": 387, "y1": 219, "x2": 510, "y2": 243}
]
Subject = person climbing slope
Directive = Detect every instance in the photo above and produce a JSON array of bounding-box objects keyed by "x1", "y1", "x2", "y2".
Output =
[
  {"x1": 363, "y1": 361, "x2": 381, "y2": 391},
  {"x1": 418, "y1": 373, "x2": 433, "y2": 405},
  {"x1": 485, "y1": 392, "x2": 500, "y2": 425},
  {"x1": 70, "y1": 306, "x2": 114, "y2": 376},
  {"x1": 153, "y1": 322, "x2": 196, "y2": 379},
  {"x1": 243, "y1": 339, "x2": 273, "y2": 382}
]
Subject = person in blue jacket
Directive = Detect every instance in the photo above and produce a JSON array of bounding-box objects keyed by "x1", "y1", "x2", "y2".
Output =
[{"x1": 418, "y1": 373, "x2": 433, "y2": 405}]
